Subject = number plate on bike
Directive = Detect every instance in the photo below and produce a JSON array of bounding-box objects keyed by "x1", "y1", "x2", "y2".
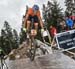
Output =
[{"x1": 31, "y1": 29, "x2": 37, "y2": 36}]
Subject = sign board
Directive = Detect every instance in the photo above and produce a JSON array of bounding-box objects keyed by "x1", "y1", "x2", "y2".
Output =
[{"x1": 55, "y1": 30, "x2": 75, "y2": 50}]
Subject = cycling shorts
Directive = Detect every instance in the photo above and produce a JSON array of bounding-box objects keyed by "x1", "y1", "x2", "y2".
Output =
[{"x1": 27, "y1": 15, "x2": 39, "y2": 23}]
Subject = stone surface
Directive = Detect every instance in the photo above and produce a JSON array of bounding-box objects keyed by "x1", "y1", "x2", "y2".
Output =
[{"x1": 6, "y1": 50, "x2": 75, "y2": 69}]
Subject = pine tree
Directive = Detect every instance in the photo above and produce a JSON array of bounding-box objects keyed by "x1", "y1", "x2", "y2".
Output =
[
  {"x1": 65, "y1": 0, "x2": 75, "y2": 16},
  {"x1": 42, "y1": 1, "x2": 53, "y2": 24},
  {"x1": 50, "y1": 0, "x2": 63, "y2": 27},
  {"x1": 13, "y1": 29, "x2": 19, "y2": 49},
  {"x1": 3, "y1": 21, "x2": 13, "y2": 52},
  {"x1": 0, "y1": 21, "x2": 20, "y2": 54},
  {"x1": 42, "y1": 0, "x2": 63, "y2": 29},
  {"x1": 19, "y1": 28, "x2": 26, "y2": 44},
  {"x1": 0, "y1": 29, "x2": 11, "y2": 54},
  {"x1": 19, "y1": 15, "x2": 26, "y2": 44},
  {"x1": 19, "y1": 5, "x2": 28, "y2": 44}
]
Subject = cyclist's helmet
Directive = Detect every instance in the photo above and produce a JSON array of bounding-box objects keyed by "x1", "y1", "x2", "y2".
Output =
[{"x1": 32, "y1": 5, "x2": 39, "y2": 11}]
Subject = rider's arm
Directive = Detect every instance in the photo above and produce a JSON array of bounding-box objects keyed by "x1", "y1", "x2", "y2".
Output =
[
  {"x1": 39, "y1": 17, "x2": 44, "y2": 29},
  {"x1": 24, "y1": 8, "x2": 32, "y2": 28},
  {"x1": 37, "y1": 11, "x2": 44, "y2": 29},
  {"x1": 24, "y1": 14, "x2": 29, "y2": 28}
]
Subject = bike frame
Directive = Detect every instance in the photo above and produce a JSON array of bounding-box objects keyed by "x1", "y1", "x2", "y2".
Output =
[{"x1": 26, "y1": 18, "x2": 38, "y2": 61}]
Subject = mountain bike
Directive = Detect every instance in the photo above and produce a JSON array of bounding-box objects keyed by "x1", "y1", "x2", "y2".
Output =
[
  {"x1": 26, "y1": 18, "x2": 49, "y2": 61},
  {"x1": 26, "y1": 18, "x2": 38, "y2": 61}
]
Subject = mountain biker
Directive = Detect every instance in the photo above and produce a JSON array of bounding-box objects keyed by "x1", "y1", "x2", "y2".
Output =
[{"x1": 23, "y1": 5, "x2": 44, "y2": 37}]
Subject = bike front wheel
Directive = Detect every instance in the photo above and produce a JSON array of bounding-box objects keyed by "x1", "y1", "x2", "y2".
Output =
[{"x1": 29, "y1": 39, "x2": 37, "y2": 61}]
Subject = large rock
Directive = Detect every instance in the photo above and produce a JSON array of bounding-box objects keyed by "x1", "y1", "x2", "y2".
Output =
[{"x1": 9, "y1": 42, "x2": 28, "y2": 60}]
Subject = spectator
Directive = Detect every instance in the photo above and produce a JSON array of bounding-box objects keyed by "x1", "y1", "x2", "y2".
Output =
[
  {"x1": 70, "y1": 16, "x2": 75, "y2": 24},
  {"x1": 57, "y1": 18, "x2": 62, "y2": 33},
  {"x1": 49, "y1": 25, "x2": 57, "y2": 41},
  {"x1": 61, "y1": 21, "x2": 68, "y2": 32},
  {"x1": 72, "y1": 23, "x2": 75, "y2": 29},
  {"x1": 65, "y1": 17, "x2": 73, "y2": 30}
]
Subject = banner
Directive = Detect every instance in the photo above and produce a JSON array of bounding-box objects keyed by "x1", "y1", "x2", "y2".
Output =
[{"x1": 55, "y1": 30, "x2": 75, "y2": 50}]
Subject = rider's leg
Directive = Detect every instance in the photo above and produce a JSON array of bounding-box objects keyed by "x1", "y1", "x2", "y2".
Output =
[
  {"x1": 27, "y1": 15, "x2": 32, "y2": 32},
  {"x1": 34, "y1": 23, "x2": 38, "y2": 31},
  {"x1": 39, "y1": 18, "x2": 44, "y2": 29},
  {"x1": 33, "y1": 15, "x2": 39, "y2": 33},
  {"x1": 26, "y1": 21, "x2": 31, "y2": 32},
  {"x1": 34, "y1": 23, "x2": 38, "y2": 36},
  {"x1": 26, "y1": 21, "x2": 31, "y2": 38}
]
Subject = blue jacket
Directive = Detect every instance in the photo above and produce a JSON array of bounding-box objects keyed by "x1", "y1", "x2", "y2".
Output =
[{"x1": 66, "y1": 18, "x2": 73, "y2": 28}]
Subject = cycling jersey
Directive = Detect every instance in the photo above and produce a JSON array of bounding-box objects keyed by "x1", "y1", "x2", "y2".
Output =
[{"x1": 27, "y1": 8, "x2": 41, "y2": 17}]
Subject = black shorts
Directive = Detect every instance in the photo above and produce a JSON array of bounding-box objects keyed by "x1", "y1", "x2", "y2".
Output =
[{"x1": 28, "y1": 15, "x2": 39, "y2": 23}]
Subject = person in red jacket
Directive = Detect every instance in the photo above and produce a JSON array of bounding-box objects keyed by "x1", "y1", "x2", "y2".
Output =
[{"x1": 49, "y1": 25, "x2": 57, "y2": 41}]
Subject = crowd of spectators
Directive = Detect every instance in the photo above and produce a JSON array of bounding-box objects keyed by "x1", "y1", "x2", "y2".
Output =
[{"x1": 49, "y1": 16, "x2": 75, "y2": 41}]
